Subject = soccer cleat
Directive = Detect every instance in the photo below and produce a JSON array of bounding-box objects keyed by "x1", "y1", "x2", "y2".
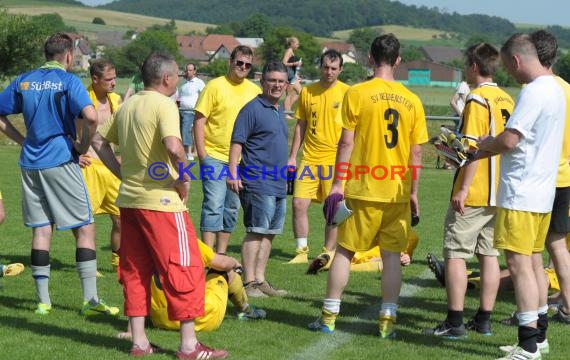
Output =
[
  {"x1": 257, "y1": 280, "x2": 287, "y2": 297},
  {"x1": 35, "y1": 303, "x2": 52, "y2": 315},
  {"x1": 308, "y1": 312, "x2": 336, "y2": 334},
  {"x1": 500, "y1": 311, "x2": 519, "y2": 326},
  {"x1": 307, "y1": 249, "x2": 335, "y2": 274},
  {"x1": 379, "y1": 314, "x2": 397, "y2": 339},
  {"x1": 96, "y1": 271, "x2": 104, "y2": 278},
  {"x1": 424, "y1": 320, "x2": 466, "y2": 339},
  {"x1": 80, "y1": 299, "x2": 120, "y2": 316},
  {"x1": 496, "y1": 345, "x2": 542, "y2": 360},
  {"x1": 551, "y1": 306, "x2": 570, "y2": 323},
  {"x1": 130, "y1": 343, "x2": 163, "y2": 357},
  {"x1": 244, "y1": 281, "x2": 268, "y2": 298},
  {"x1": 237, "y1": 305, "x2": 266, "y2": 321},
  {"x1": 176, "y1": 342, "x2": 228, "y2": 360},
  {"x1": 286, "y1": 247, "x2": 309, "y2": 264},
  {"x1": 1, "y1": 263, "x2": 24, "y2": 277},
  {"x1": 426, "y1": 252, "x2": 445, "y2": 287},
  {"x1": 465, "y1": 317, "x2": 492, "y2": 335},
  {"x1": 500, "y1": 340, "x2": 549, "y2": 355},
  {"x1": 111, "y1": 252, "x2": 120, "y2": 272}
]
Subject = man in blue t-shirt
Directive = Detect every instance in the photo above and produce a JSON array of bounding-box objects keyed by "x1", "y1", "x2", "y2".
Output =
[
  {"x1": 0, "y1": 33, "x2": 119, "y2": 317},
  {"x1": 228, "y1": 61, "x2": 289, "y2": 298}
]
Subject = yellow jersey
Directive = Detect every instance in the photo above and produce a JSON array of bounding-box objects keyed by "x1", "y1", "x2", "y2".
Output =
[
  {"x1": 87, "y1": 84, "x2": 121, "y2": 114},
  {"x1": 194, "y1": 76, "x2": 261, "y2": 163},
  {"x1": 294, "y1": 81, "x2": 350, "y2": 165},
  {"x1": 342, "y1": 77, "x2": 428, "y2": 202},
  {"x1": 453, "y1": 83, "x2": 514, "y2": 206},
  {"x1": 555, "y1": 76, "x2": 570, "y2": 187},
  {"x1": 100, "y1": 90, "x2": 186, "y2": 212}
]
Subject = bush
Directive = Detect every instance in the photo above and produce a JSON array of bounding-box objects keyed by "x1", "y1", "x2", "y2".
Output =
[{"x1": 92, "y1": 17, "x2": 105, "y2": 25}]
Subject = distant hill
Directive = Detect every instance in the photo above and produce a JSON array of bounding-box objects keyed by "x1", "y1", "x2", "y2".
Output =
[{"x1": 102, "y1": 0, "x2": 516, "y2": 39}]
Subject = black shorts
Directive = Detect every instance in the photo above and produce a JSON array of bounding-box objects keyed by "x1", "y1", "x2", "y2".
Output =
[{"x1": 549, "y1": 187, "x2": 570, "y2": 234}]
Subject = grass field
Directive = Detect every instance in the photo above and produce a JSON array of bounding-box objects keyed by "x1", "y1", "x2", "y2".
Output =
[{"x1": 0, "y1": 107, "x2": 567, "y2": 359}]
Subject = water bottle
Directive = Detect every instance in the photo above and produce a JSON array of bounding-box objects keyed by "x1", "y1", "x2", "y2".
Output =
[{"x1": 287, "y1": 167, "x2": 296, "y2": 195}]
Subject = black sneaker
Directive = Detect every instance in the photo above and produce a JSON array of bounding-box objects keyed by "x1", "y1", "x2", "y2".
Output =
[
  {"x1": 424, "y1": 320, "x2": 466, "y2": 339},
  {"x1": 552, "y1": 306, "x2": 570, "y2": 324},
  {"x1": 465, "y1": 317, "x2": 492, "y2": 335},
  {"x1": 500, "y1": 311, "x2": 518, "y2": 326},
  {"x1": 426, "y1": 252, "x2": 445, "y2": 287}
]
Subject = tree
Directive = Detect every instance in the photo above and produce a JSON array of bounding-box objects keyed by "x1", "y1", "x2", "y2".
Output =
[
  {"x1": 237, "y1": 13, "x2": 271, "y2": 38},
  {"x1": 106, "y1": 29, "x2": 180, "y2": 77},
  {"x1": 202, "y1": 58, "x2": 229, "y2": 77},
  {"x1": 92, "y1": 17, "x2": 106, "y2": 25},
  {"x1": 348, "y1": 27, "x2": 381, "y2": 55},
  {"x1": 205, "y1": 24, "x2": 234, "y2": 35},
  {"x1": 400, "y1": 46, "x2": 425, "y2": 62},
  {"x1": 556, "y1": 52, "x2": 570, "y2": 83},
  {"x1": 0, "y1": 11, "x2": 61, "y2": 80},
  {"x1": 338, "y1": 63, "x2": 368, "y2": 84}
]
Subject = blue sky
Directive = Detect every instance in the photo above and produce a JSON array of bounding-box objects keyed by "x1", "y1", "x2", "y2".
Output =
[
  {"x1": 79, "y1": 0, "x2": 570, "y2": 27},
  {"x1": 397, "y1": 0, "x2": 570, "y2": 27}
]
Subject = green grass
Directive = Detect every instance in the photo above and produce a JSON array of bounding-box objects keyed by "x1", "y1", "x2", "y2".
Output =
[{"x1": 0, "y1": 119, "x2": 568, "y2": 359}]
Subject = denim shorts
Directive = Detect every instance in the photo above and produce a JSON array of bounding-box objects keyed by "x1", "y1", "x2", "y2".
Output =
[
  {"x1": 239, "y1": 191, "x2": 286, "y2": 235},
  {"x1": 200, "y1": 155, "x2": 240, "y2": 233},
  {"x1": 179, "y1": 110, "x2": 195, "y2": 147}
]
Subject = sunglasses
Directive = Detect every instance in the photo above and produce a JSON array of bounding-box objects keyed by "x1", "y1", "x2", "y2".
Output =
[{"x1": 235, "y1": 60, "x2": 253, "y2": 69}]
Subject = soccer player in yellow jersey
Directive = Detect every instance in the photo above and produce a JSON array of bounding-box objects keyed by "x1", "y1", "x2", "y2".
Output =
[
  {"x1": 425, "y1": 43, "x2": 514, "y2": 339},
  {"x1": 194, "y1": 46, "x2": 261, "y2": 255},
  {"x1": 286, "y1": 49, "x2": 350, "y2": 267},
  {"x1": 308, "y1": 34, "x2": 428, "y2": 338},
  {"x1": 80, "y1": 58, "x2": 122, "y2": 272}
]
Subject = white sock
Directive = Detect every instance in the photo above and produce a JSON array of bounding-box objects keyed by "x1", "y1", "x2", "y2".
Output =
[
  {"x1": 323, "y1": 298, "x2": 341, "y2": 314},
  {"x1": 296, "y1": 237, "x2": 308, "y2": 249},
  {"x1": 380, "y1": 303, "x2": 398, "y2": 317}
]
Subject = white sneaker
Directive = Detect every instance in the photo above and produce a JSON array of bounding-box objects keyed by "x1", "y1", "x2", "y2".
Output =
[
  {"x1": 496, "y1": 345, "x2": 542, "y2": 360},
  {"x1": 499, "y1": 340, "x2": 549, "y2": 355},
  {"x1": 186, "y1": 154, "x2": 194, "y2": 160}
]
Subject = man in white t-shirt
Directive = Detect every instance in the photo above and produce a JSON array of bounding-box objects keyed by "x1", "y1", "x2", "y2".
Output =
[
  {"x1": 178, "y1": 63, "x2": 205, "y2": 160},
  {"x1": 477, "y1": 33, "x2": 565, "y2": 360},
  {"x1": 450, "y1": 80, "x2": 470, "y2": 130}
]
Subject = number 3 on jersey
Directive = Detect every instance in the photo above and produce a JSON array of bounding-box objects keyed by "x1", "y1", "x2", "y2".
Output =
[{"x1": 384, "y1": 108, "x2": 399, "y2": 148}]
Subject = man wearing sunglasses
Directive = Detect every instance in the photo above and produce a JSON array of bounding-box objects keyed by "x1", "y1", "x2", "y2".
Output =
[{"x1": 194, "y1": 46, "x2": 261, "y2": 255}]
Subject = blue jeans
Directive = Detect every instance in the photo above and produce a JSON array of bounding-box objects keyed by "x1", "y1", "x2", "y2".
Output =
[
  {"x1": 239, "y1": 191, "x2": 286, "y2": 235},
  {"x1": 200, "y1": 155, "x2": 240, "y2": 233},
  {"x1": 180, "y1": 110, "x2": 195, "y2": 147}
]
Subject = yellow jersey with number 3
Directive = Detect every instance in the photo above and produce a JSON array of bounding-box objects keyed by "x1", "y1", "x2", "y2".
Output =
[{"x1": 341, "y1": 77, "x2": 428, "y2": 202}]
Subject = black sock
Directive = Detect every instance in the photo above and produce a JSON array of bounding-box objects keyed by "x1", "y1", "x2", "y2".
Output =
[
  {"x1": 537, "y1": 313, "x2": 548, "y2": 343},
  {"x1": 475, "y1": 308, "x2": 491, "y2": 322},
  {"x1": 446, "y1": 310, "x2": 463, "y2": 327},
  {"x1": 518, "y1": 325, "x2": 538, "y2": 353}
]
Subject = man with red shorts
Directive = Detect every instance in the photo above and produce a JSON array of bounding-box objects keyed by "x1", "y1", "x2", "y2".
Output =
[{"x1": 92, "y1": 52, "x2": 227, "y2": 359}]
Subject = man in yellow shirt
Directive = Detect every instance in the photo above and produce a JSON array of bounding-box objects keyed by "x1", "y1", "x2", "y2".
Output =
[
  {"x1": 194, "y1": 45, "x2": 261, "y2": 254},
  {"x1": 92, "y1": 52, "x2": 227, "y2": 359},
  {"x1": 286, "y1": 49, "x2": 350, "y2": 268},
  {"x1": 308, "y1": 34, "x2": 428, "y2": 338},
  {"x1": 425, "y1": 43, "x2": 514, "y2": 339},
  {"x1": 80, "y1": 58, "x2": 122, "y2": 271}
]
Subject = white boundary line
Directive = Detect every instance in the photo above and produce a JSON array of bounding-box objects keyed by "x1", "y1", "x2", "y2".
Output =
[{"x1": 287, "y1": 268, "x2": 434, "y2": 360}]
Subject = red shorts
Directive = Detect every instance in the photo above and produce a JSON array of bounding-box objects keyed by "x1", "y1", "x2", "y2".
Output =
[{"x1": 119, "y1": 208, "x2": 205, "y2": 321}]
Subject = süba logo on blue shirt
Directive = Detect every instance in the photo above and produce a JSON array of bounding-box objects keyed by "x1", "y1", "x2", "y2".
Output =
[{"x1": 20, "y1": 81, "x2": 63, "y2": 91}]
